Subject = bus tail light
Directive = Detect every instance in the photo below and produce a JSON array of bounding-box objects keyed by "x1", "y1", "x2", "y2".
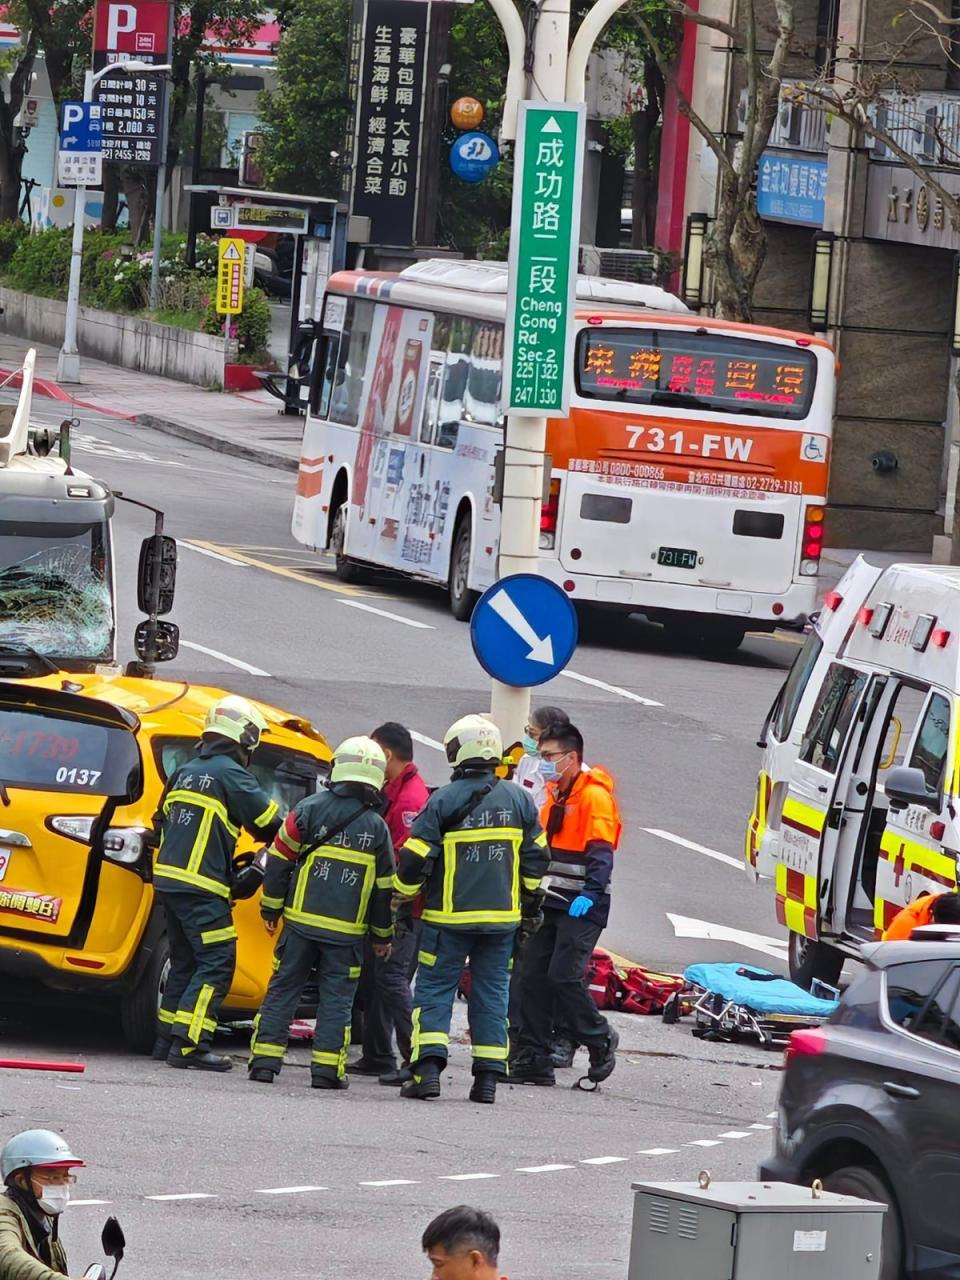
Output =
[
  {"x1": 800, "y1": 506, "x2": 825, "y2": 576},
  {"x1": 540, "y1": 478, "x2": 561, "y2": 550}
]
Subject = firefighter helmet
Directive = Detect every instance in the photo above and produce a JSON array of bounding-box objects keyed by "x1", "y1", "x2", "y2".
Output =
[
  {"x1": 330, "y1": 736, "x2": 387, "y2": 789},
  {"x1": 444, "y1": 714, "x2": 503, "y2": 767},
  {"x1": 203, "y1": 695, "x2": 268, "y2": 750},
  {"x1": 1, "y1": 1131, "x2": 84, "y2": 1184}
]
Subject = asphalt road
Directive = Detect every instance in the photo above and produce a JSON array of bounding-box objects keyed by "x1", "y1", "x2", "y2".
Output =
[{"x1": 1, "y1": 398, "x2": 804, "y2": 1279}]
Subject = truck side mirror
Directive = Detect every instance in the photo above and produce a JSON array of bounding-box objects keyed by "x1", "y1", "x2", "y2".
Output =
[
  {"x1": 133, "y1": 619, "x2": 180, "y2": 665},
  {"x1": 137, "y1": 535, "x2": 177, "y2": 616},
  {"x1": 885, "y1": 765, "x2": 940, "y2": 813}
]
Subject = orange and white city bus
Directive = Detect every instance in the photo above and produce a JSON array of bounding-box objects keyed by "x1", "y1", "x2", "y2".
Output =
[{"x1": 292, "y1": 259, "x2": 835, "y2": 647}]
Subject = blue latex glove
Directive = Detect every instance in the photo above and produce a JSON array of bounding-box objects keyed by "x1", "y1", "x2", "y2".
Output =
[{"x1": 569, "y1": 895, "x2": 592, "y2": 918}]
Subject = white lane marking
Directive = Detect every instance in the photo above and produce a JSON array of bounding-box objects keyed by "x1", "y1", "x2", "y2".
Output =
[
  {"x1": 718, "y1": 1132, "x2": 751, "y2": 1139},
  {"x1": 517, "y1": 1164, "x2": 574, "y2": 1173},
  {"x1": 360, "y1": 1179, "x2": 420, "y2": 1187},
  {"x1": 637, "y1": 1148, "x2": 678, "y2": 1156},
  {"x1": 440, "y1": 1173, "x2": 500, "y2": 1181},
  {"x1": 146, "y1": 1193, "x2": 216, "y2": 1201},
  {"x1": 180, "y1": 640, "x2": 271, "y2": 677},
  {"x1": 580, "y1": 1156, "x2": 628, "y2": 1165},
  {"x1": 687, "y1": 1140, "x2": 722, "y2": 1148},
  {"x1": 55, "y1": 1085, "x2": 82, "y2": 1090},
  {"x1": 751, "y1": 1123, "x2": 773, "y2": 1130},
  {"x1": 410, "y1": 730, "x2": 443, "y2": 752},
  {"x1": 255, "y1": 1185, "x2": 327, "y2": 1195},
  {"x1": 644, "y1": 828, "x2": 743, "y2": 871},
  {"x1": 68, "y1": 1200, "x2": 112, "y2": 1207},
  {"x1": 181, "y1": 541, "x2": 248, "y2": 567},
  {"x1": 336, "y1": 598, "x2": 435, "y2": 630},
  {"x1": 767, "y1": 1112, "x2": 778, "y2": 1119},
  {"x1": 667, "y1": 912, "x2": 789, "y2": 963},
  {"x1": 560, "y1": 669, "x2": 663, "y2": 707}
]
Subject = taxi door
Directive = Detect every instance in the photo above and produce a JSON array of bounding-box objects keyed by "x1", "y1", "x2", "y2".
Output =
[
  {"x1": 746, "y1": 556, "x2": 883, "y2": 880},
  {"x1": 776, "y1": 659, "x2": 879, "y2": 941}
]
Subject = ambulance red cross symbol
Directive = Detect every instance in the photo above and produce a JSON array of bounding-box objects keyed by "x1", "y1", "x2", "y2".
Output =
[{"x1": 893, "y1": 842, "x2": 906, "y2": 887}]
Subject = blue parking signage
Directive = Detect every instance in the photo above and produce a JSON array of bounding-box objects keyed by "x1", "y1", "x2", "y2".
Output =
[
  {"x1": 59, "y1": 102, "x2": 103, "y2": 152},
  {"x1": 470, "y1": 574, "x2": 578, "y2": 688}
]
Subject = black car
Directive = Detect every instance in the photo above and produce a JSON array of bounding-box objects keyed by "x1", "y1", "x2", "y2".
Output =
[{"x1": 762, "y1": 938, "x2": 960, "y2": 1280}]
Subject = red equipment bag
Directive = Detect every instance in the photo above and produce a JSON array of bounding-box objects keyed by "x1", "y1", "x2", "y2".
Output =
[
  {"x1": 585, "y1": 951, "x2": 619, "y2": 1010},
  {"x1": 618, "y1": 965, "x2": 684, "y2": 1015}
]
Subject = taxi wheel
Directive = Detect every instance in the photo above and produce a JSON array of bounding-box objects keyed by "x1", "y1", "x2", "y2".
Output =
[
  {"x1": 120, "y1": 933, "x2": 170, "y2": 1054},
  {"x1": 788, "y1": 931, "x2": 843, "y2": 992}
]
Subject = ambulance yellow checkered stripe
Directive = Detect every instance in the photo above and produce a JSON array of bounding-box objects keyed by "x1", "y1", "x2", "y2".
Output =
[
  {"x1": 774, "y1": 797, "x2": 823, "y2": 940},
  {"x1": 874, "y1": 830, "x2": 959, "y2": 932}
]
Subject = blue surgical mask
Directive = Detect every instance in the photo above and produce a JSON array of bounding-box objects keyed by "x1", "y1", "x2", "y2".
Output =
[
  {"x1": 539, "y1": 760, "x2": 559, "y2": 782},
  {"x1": 522, "y1": 734, "x2": 539, "y2": 756}
]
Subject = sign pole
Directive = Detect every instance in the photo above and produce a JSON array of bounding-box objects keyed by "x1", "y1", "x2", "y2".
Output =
[
  {"x1": 148, "y1": 3, "x2": 175, "y2": 311},
  {"x1": 57, "y1": 69, "x2": 94, "y2": 384}
]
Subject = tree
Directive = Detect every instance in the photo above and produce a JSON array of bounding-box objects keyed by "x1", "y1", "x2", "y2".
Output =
[{"x1": 635, "y1": 0, "x2": 797, "y2": 320}]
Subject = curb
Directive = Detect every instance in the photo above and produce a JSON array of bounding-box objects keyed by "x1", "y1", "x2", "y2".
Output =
[{"x1": 135, "y1": 413, "x2": 298, "y2": 473}]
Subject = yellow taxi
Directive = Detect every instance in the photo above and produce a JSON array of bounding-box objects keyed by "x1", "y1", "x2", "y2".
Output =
[{"x1": 0, "y1": 672, "x2": 331, "y2": 1050}]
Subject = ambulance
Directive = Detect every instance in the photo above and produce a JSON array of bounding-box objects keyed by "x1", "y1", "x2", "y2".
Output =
[{"x1": 746, "y1": 557, "x2": 960, "y2": 988}]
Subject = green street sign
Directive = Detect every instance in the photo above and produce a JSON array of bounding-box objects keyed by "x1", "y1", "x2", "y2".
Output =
[{"x1": 503, "y1": 101, "x2": 586, "y2": 418}]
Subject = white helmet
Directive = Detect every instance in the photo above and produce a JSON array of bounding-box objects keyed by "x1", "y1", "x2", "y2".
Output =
[
  {"x1": 1, "y1": 1130, "x2": 83, "y2": 1184},
  {"x1": 444, "y1": 714, "x2": 503, "y2": 767},
  {"x1": 330, "y1": 736, "x2": 387, "y2": 789},
  {"x1": 204, "y1": 695, "x2": 268, "y2": 750}
]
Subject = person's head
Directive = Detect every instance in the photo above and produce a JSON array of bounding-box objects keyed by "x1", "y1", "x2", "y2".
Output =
[
  {"x1": 422, "y1": 1206, "x2": 501, "y2": 1280},
  {"x1": 330, "y1": 735, "x2": 387, "y2": 793},
  {"x1": 444, "y1": 715, "x2": 503, "y2": 775},
  {"x1": 203, "y1": 694, "x2": 268, "y2": 766},
  {"x1": 522, "y1": 706, "x2": 569, "y2": 755},
  {"x1": 539, "y1": 722, "x2": 583, "y2": 789},
  {"x1": 932, "y1": 892, "x2": 960, "y2": 925},
  {"x1": 1, "y1": 1129, "x2": 83, "y2": 1218},
  {"x1": 371, "y1": 722, "x2": 414, "y2": 783}
]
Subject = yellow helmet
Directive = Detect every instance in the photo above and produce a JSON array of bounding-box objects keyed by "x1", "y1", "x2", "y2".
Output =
[
  {"x1": 204, "y1": 695, "x2": 268, "y2": 750},
  {"x1": 331, "y1": 735, "x2": 387, "y2": 789},
  {"x1": 444, "y1": 714, "x2": 503, "y2": 767}
]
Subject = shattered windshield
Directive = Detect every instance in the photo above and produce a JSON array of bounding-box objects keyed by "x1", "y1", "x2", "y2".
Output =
[{"x1": 0, "y1": 520, "x2": 114, "y2": 662}]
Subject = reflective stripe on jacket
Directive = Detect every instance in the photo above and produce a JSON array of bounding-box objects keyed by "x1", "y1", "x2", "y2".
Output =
[
  {"x1": 394, "y1": 773, "x2": 547, "y2": 931},
  {"x1": 0, "y1": 1195, "x2": 68, "y2": 1280},
  {"x1": 262, "y1": 789, "x2": 395, "y2": 943},
  {"x1": 539, "y1": 766, "x2": 621, "y2": 924},
  {"x1": 154, "y1": 745, "x2": 281, "y2": 897}
]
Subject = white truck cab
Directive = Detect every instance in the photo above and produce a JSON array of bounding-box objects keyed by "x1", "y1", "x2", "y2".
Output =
[{"x1": 747, "y1": 559, "x2": 960, "y2": 987}]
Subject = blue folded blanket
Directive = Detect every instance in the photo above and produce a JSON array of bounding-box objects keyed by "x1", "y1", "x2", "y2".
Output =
[{"x1": 683, "y1": 962, "x2": 839, "y2": 1018}]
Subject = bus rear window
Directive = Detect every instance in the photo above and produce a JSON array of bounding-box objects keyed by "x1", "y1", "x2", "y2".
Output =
[{"x1": 576, "y1": 329, "x2": 817, "y2": 420}]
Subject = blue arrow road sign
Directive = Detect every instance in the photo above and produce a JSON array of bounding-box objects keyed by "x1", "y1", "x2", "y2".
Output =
[
  {"x1": 470, "y1": 574, "x2": 578, "y2": 688},
  {"x1": 59, "y1": 102, "x2": 103, "y2": 152}
]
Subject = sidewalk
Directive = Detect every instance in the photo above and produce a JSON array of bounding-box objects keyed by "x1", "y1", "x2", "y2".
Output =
[{"x1": 0, "y1": 335, "x2": 302, "y2": 472}]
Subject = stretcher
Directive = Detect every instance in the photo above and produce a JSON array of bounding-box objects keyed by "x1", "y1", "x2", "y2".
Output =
[{"x1": 682, "y1": 962, "x2": 839, "y2": 1047}]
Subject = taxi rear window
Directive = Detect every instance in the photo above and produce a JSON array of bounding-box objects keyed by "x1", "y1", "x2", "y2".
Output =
[{"x1": 0, "y1": 707, "x2": 141, "y2": 796}]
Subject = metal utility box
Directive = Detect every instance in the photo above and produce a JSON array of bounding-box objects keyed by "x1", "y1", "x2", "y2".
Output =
[{"x1": 628, "y1": 1177, "x2": 885, "y2": 1280}]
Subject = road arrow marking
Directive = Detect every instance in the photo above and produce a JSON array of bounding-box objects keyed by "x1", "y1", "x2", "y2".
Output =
[
  {"x1": 666, "y1": 912, "x2": 789, "y2": 963},
  {"x1": 489, "y1": 588, "x2": 554, "y2": 664}
]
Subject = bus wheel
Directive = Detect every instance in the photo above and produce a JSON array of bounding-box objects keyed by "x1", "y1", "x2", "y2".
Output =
[
  {"x1": 788, "y1": 931, "x2": 843, "y2": 991},
  {"x1": 449, "y1": 519, "x2": 479, "y2": 622},
  {"x1": 331, "y1": 503, "x2": 367, "y2": 584},
  {"x1": 698, "y1": 618, "x2": 747, "y2": 652},
  {"x1": 120, "y1": 933, "x2": 170, "y2": 1054}
]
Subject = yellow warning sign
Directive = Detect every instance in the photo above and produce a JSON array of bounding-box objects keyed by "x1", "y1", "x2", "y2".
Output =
[{"x1": 217, "y1": 237, "x2": 245, "y2": 315}]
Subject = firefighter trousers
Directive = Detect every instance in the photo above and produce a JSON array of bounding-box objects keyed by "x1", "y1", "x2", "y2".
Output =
[
  {"x1": 157, "y1": 890, "x2": 237, "y2": 1055},
  {"x1": 249, "y1": 927, "x2": 363, "y2": 1082},
  {"x1": 411, "y1": 924, "x2": 515, "y2": 1077}
]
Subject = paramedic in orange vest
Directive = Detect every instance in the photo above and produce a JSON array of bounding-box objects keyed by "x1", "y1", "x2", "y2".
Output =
[
  {"x1": 512, "y1": 722, "x2": 622, "y2": 1088},
  {"x1": 882, "y1": 890, "x2": 960, "y2": 939}
]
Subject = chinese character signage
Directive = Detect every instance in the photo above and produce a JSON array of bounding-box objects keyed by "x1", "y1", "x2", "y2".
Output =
[
  {"x1": 91, "y1": 0, "x2": 171, "y2": 165},
  {"x1": 349, "y1": 0, "x2": 429, "y2": 247},
  {"x1": 503, "y1": 102, "x2": 585, "y2": 417},
  {"x1": 93, "y1": 0, "x2": 172, "y2": 68},
  {"x1": 756, "y1": 152, "x2": 827, "y2": 227},
  {"x1": 217, "y1": 237, "x2": 245, "y2": 315}
]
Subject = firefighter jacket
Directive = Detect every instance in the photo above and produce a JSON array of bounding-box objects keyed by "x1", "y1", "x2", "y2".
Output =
[
  {"x1": 0, "y1": 1191, "x2": 67, "y2": 1280},
  {"x1": 540, "y1": 766, "x2": 621, "y2": 927},
  {"x1": 154, "y1": 742, "x2": 282, "y2": 899},
  {"x1": 882, "y1": 892, "x2": 940, "y2": 941},
  {"x1": 261, "y1": 786, "x2": 395, "y2": 944},
  {"x1": 394, "y1": 771, "x2": 548, "y2": 932}
]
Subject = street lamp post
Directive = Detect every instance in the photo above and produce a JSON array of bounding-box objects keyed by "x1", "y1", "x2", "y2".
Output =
[{"x1": 57, "y1": 60, "x2": 172, "y2": 384}]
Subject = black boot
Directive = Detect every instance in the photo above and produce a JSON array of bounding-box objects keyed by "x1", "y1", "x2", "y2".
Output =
[
  {"x1": 550, "y1": 1037, "x2": 577, "y2": 1069},
  {"x1": 469, "y1": 1071, "x2": 497, "y2": 1104},
  {"x1": 167, "y1": 1045, "x2": 233, "y2": 1072},
  {"x1": 248, "y1": 1067, "x2": 274, "y2": 1084},
  {"x1": 311, "y1": 1075, "x2": 349, "y2": 1090},
  {"x1": 510, "y1": 1053, "x2": 556, "y2": 1086},
  {"x1": 151, "y1": 1036, "x2": 172, "y2": 1062},
  {"x1": 587, "y1": 1025, "x2": 619, "y2": 1083},
  {"x1": 401, "y1": 1057, "x2": 441, "y2": 1100}
]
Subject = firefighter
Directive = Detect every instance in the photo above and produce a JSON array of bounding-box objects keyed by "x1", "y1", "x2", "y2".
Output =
[
  {"x1": 394, "y1": 714, "x2": 548, "y2": 1105},
  {"x1": 512, "y1": 722, "x2": 622, "y2": 1089},
  {"x1": 248, "y1": 736, "x2": 395, "y2": 1090},
  {"x1": 154, "y1": 695, "x2": 282, "y2": 1072}
]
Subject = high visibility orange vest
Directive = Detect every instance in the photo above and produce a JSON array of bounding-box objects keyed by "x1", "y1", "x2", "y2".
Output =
[{"x1": 882, "y1": 894, "x2": 938, "y2": 941}]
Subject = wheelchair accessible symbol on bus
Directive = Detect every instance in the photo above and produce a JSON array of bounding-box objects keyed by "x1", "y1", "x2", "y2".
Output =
[
  {"x1": 470, "y1": 574, "x2": 579, "y2": 688},
  {"x1": 802, "y1": 434, "x2": 826, "y2": 461}
]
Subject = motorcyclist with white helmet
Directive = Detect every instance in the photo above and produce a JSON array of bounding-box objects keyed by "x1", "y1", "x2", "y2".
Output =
[
  {"x1": 152, "y1": 695, "x2": 284, "y2": 1072},
  {"x1": 0, "y1": 1130, "x2": 83, "y2": 1279}
]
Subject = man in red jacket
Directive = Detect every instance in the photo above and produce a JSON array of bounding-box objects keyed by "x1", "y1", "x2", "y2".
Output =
[{"x1": 349, "y1": 722, "x2": 430, "y2": 1085}]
